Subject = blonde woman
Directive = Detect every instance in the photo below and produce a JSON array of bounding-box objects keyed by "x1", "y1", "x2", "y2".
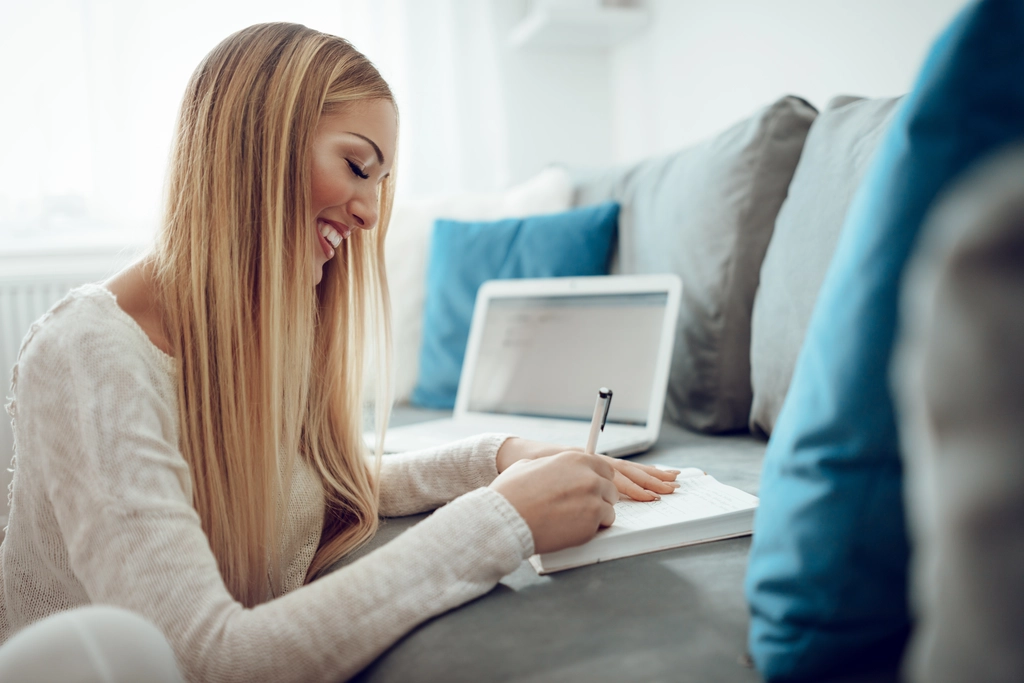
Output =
[{"x1": 0, "y1": 23, "x2": 679, "y2": 682}]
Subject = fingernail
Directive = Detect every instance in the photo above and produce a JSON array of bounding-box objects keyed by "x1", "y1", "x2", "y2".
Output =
[
  {"x1": 668, "y1": 469, "x2": 681, "y2": 474},
  {"x1": 651, "y1": 495, "x2": 661, "y2": 501},
  {"x1": 669, "y1": 482, "x2": 681, "y2": 488}
]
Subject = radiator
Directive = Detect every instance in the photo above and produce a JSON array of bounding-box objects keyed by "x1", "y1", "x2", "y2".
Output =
[
  {"x1": 1, "y1": 279, "x2": 91, "y2": 381},
  {"x1": 1, "y1": 252, "x2": 134, "y2": 527}
]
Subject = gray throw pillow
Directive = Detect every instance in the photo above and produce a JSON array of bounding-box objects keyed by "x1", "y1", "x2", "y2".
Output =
[
  {"x1": 748, "y1": 95, "x2": 901, "y2": 436},
  {"x1": 573, "y1": 96, "x2": 816, "y2": 433}
]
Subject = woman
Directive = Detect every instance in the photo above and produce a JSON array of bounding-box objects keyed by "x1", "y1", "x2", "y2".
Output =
[{"x1": 0, "y1": 23, "x2": 679, "y2": 682}]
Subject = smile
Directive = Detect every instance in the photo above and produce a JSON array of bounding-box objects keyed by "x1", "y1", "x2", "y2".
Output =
[{"x1": 318, "y1": 219, "x2": 350, "y2": 258}]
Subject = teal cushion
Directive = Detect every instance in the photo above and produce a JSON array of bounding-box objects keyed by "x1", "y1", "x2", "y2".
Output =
[
  {"x1": 745, "y1": 1, "x2": 1024, "y2": 680},
  {"x1": 411, "y1": 202, "x2": 619, "y2": 409}
]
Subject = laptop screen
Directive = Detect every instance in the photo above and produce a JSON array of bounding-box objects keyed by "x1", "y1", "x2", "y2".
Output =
[{"x1": 465, "y1": 292, "x2": 668, "y2": 425}]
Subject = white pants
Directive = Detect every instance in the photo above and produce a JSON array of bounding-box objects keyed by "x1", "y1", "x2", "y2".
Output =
[{"x1": 0, "y1": 606, "x2": 184, "y2": 683}]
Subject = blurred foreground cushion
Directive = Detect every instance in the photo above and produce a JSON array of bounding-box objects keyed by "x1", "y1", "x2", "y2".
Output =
[
  {"x1": 573, "y1": 96, "x2": 816, "y2": 433},
  {"x1": 745, "y1": 1, "x2": 1024, "y2": 680},
  {"x1": 895, "y1": 145, "x2": 1024, "y2": 683},
  {"x1": 411, "y1": 202, "x2": 619, "y2": 409}
]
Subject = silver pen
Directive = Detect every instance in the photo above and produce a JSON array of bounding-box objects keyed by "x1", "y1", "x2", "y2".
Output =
[{"x1": 585, "y1": 388, "x2": 613, "y2": 454}]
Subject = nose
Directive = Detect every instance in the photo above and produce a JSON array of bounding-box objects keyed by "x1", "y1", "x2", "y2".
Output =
[{"x1": 349, "y1": 187, "x2": 379, "y2": 231}]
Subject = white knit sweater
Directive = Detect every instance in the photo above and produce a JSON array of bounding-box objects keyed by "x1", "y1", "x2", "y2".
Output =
[{"x1": 0, "y1": 283, "x2": 534, "y2": 682}]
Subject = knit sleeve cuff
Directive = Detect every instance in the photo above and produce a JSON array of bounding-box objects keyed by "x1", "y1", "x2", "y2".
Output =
[
  {"x1": 462, "y1": 433, "x2": 512, "y2": 489},
  {"x1": 431, "y1": 486, "x2": 535, "y2": 567}
]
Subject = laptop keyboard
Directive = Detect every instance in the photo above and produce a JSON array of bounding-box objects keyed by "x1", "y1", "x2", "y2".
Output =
[{"x1": 378, "y1": 416, "x2": 643, "y2": 455}]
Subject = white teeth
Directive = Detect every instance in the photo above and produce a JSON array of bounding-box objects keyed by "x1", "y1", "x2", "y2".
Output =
[{"x1": 319, "y1": 221, "x2": 343, "y2": 248}]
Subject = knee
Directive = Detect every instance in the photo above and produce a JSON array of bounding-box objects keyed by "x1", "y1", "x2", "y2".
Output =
[{"x1": 0, "y1": 605, "x2": 184, "y2": 683}]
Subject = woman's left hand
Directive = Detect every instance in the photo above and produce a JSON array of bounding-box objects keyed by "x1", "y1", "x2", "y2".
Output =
[{"x1": 495, "y1": 437, "x2": 681, "y2": 502}]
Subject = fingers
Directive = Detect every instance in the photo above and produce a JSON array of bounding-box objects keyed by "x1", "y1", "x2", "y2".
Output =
[
  {"x1": 613, "y1": 472, "x2": 661, "y2": 502},
  {"x1": 580, "y1": 452, "x2": 616, "y2": 481},
  {"x1": 598, "y1": 476, "x2": 618, "y2": 505},
  {"x1": 598, "y1": 498, "x2": 616, "y2": 528},
  {"x1": 612, "y1": 458, "x2": 680, "y2": 481},
  {"x1": 644, "y1": 464, "x2": 682, "y2": 481},
  {"x1": 635, "y1": 469, "x2": 680, "y2": 495},
  {"x1": 610, "y1": 461, "x2": 680, "y2": 495}
]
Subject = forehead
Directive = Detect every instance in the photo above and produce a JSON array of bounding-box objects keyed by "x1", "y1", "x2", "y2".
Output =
[{"x1": 315, "y1": 99, "x2": 397, "y2": 164}]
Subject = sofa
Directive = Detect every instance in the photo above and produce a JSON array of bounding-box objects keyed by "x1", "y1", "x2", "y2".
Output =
[{"x1": 333, "y1": 92, "x2": 907, "y2": 682}]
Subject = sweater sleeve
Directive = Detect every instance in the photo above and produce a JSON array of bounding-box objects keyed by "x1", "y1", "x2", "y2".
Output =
[
  {"x1": 14, "y1": 311, "x2": 534, "y2": 683},
  {"x1": 376, "y1": 433, "x2": 511, "y2": 517}
]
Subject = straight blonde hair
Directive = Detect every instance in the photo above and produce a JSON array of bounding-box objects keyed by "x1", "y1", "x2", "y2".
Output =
[{"x1": 153, "y1": 23, "x2": 394, "y2": 607}]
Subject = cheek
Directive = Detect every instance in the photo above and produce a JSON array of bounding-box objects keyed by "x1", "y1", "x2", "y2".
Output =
[
  {"x1": 309, "y1": 165, "x2": 332, "y2": 212},
  {"x1": 310, "y1": 159, "x2": 352, "y2": 213}
]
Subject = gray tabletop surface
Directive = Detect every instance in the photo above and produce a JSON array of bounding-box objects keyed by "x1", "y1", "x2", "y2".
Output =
[{"x1": 335, "y1": 407, "x2": 768, "y2": 683}]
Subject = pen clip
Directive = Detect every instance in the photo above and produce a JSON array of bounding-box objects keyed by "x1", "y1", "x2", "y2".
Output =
[{"x1": 598, "y1": 388, "x2": 613, "y2": 432}]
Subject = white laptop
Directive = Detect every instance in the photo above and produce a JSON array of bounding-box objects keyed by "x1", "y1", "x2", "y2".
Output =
[{"x1": 369, "y1": 273, "x2": 682, "y2": 457}]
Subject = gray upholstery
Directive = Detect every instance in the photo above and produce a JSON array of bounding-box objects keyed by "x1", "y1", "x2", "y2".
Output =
[
  {"x1": 894, "y1": 147, "x2": 1024, "y2": 683},
  {"x1": 572, "y1": 97, "x2": 817, "y2": 434},
  {"x1": 748, "y1": 96, "x2": 900, "y2": 436},
  {"x1": 339, "y1": 406, "x2": 767, "y2": 682}
]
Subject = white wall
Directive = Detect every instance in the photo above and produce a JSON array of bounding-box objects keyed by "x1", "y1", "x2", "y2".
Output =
[
  {"x1": 491, "y1": 2, "x2": 615, "y2": 187},
  {"x1": 0, "y1": 0, "x2": 615, "y2": 251},
  {"x1": 394, "y1": 0, "x2": 614, "y2": 196},
  {"x1": 609, "y1": 0, "x2": 967, "y2": 164}
]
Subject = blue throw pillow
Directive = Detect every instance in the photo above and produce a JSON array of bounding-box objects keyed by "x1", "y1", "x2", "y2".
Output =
[
  {"x1": 411, "y1": 201, "x2": 619, "y2": 409},
  {"x1": 745, "y1": 2, "x2": 1024, "y2": 680}
]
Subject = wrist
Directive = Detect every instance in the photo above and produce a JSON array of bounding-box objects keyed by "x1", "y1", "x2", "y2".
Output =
[
  {"x1": 496, "y1": 437, "x2": 570, "y2": 473},
  {"x1": 495, "y1": 436, "x2": 524, "y2": 474}
]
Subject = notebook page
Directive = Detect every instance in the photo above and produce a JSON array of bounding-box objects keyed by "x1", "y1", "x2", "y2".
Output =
[
  {"x1": 530, "y1": 466, "x2": 759, "y2": 573},
  {"x1": 603, "y1": 471, "x2": 758, "y2": 537}
]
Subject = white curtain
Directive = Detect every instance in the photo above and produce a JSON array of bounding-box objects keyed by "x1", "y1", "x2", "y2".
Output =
[{"x1": 0, "y1": 0, "x2": 512, "y2": 253}]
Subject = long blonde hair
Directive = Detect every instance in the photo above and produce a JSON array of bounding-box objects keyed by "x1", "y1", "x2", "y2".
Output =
[{"x1": 153, "y1": 23, "x2": 394, "y2": 607}]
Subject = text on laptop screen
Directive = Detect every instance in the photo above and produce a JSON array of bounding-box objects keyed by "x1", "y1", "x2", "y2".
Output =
[{"x1": 466, "y1": 292, "x2": 667, "y2": 425}]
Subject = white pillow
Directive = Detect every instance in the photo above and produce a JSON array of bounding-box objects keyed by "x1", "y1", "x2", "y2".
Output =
[{"x1": 372, "y1": 166, "x2": 573, "y2": 404}]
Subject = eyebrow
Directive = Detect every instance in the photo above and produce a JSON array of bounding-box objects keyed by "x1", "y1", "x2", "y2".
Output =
[{"x1": 346, "y1": 132, "x2": 385, "y2": 165}]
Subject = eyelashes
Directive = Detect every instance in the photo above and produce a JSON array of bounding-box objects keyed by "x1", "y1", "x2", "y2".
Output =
[{"x1": 348, "y1": 160, "x2": 369, "y2": 180}]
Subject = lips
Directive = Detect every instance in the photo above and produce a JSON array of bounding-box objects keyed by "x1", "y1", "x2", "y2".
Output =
[{"x1": 317, "y1": 219, "x2": 351, "y2": 259}]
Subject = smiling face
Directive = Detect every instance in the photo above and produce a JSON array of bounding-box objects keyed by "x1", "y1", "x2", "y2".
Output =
[{"x1": 309, "y1": 98, "x2": 397, "y2": 284}]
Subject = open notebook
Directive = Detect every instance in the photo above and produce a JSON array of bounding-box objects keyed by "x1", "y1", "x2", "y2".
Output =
[{"x1": 530, "y1": 467, "x2": 759, "y2": 574}]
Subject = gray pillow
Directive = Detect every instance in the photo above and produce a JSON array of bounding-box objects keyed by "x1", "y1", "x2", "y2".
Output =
[
  {"x1": 748, "y1": 95, "x2": 901, "y2": 436},
  {"x1": 573, "y1": 96, "x2": 816, "y2": 433}
]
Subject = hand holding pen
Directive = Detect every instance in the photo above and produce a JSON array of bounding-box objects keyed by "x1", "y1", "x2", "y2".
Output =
[{"x1": 584, "y1": 387, "x2": 682, "y2": 501}]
